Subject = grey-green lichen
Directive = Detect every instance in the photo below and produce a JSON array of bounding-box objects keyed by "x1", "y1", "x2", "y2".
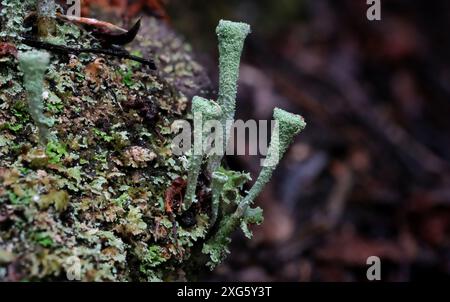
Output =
[
  {"x1": 208, "y1": 20, "x2": 251, "y2": 173},
  {"x1": 184, "y1": 96, "x2": 222, "y2": 210},
  {"x1": 184, "y1": 21, "x2": 307, "y2": 269},
  {"x1": 0, "y1": 0, "x2": 34, "y2": 40},
  {"x1": 37, "y1": 0, "x2": 56, "y2": 18},
  {"x1": 236, "y1": 108, "x2": 306, "y2": 216},
  {"x1": 216, "y1": 20, "x2": 251, "y2": 126},
  {"x1": 18, "y1": 50, "x2": 52, "y2": 145},
  {"x1": 210, "y1": 171, "x2": 228, "y2": 227},
  {"x1": 1, "y1": 11, "x2": 306, "y2": 279},
  {"x1": 202, "y1": 108, "x2": 305, "y2": 268}
]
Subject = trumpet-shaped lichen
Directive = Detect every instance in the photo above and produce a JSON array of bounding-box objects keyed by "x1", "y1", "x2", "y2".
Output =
[
  {"x1": 18, "y1": 50, "x2": 52, "y2": 145},
  {"x1": 202, "y1": 108, "x2": 305, "y2": 268},
  {"x1": 1, "y1": 11, "x2": 306, "y2": 278},
  {"x1": 236, "y1": 108, "x2": 307, "y2": 216},
  {"x1": 178, "y1": 20, "x2": 307, "y2": 269},
  {"x1": 208, "y1": 20, "x2": 251, "y2": 173},
  {"x1": 216, "y1": 20, "x2": 251, "y2": 127}
]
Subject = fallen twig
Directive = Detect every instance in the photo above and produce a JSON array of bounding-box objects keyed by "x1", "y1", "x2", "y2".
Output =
[{"x1": 22, "y1": 38, "x2": 156, "y2": 70}]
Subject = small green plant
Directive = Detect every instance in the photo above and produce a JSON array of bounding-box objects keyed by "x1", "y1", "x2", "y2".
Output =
[
  {"x1": 32, "y1": 231, "x2": 54, "y2": 248},
  {"x1": 142, "y1": 245, "x2": 167, "y2": 268},
  {"x1": 45, "y1": 141, "x2": 68, "y2": 164},
  {"x1": 18, "y1": 50, "x2": 52, "y2": 145},
  {"x1": 93, "y1": 128, "x2": 114, "y2": 143},
  {"x1": 118, "y1": 68, "x2": 135, "y2": 88}
]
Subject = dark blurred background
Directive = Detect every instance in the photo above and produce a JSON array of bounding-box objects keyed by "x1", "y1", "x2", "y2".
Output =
[{"x1": 85, "y1": 0, "x2": 450, "y2": 281}]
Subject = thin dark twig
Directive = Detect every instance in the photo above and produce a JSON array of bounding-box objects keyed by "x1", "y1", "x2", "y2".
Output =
[{"x1": 22, "y1": 38, "x2": 156, "y2": 70}]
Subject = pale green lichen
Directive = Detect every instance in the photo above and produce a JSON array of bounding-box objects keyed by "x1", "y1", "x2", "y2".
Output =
[
  {"x1": 216, "y1": 20, "x2": 251, "y2": 125},
  {"x1": 36, "y1": 0, "x2": 57, "y2": 39},
  {"x1": 210, "y1": 171, "x2": 228, "y2": 227},
  {"x1": 177, "y1": 20, "x2": 306, "y2": 269},
  {"x1": 1, "y1": 14, "x2": 213, "y2": 281},
  {"x1": 236, "y1": 108, "x2": 307, "y2": 216},
  {"x1": 183, "y1": 96, "x2": 222, "y2": 210},
  {"x1": 202, "y1": 108, "x2": 305, "y2": 269},
  {"x1": 208, "y1": 20, "x2": 251, "y2": 173},
  {"x1": 202, "y1": 204, "x2": 263, "y2": 269},
  {"x1": 2, "y1": 13, "x2": 305, "y2": 278},
  {"x1": 37, "y1": 0, "x2": 56, "y2": 18},
  {"x1": 18, "y1": 50, "x2": 52, "y2": 145},
  {"x1": 0, "y1": 0, "x2": 34, "y2": 40}
]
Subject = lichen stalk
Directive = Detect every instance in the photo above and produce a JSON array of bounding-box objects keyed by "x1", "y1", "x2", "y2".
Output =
[
  {"x1": 37, "y1": 0, "x2": 57, "y2": 38},
  {"x1": 236, "y1": 108, "x2": 306, "y2": 216},
  {"x1": 210, "y1": 171, "x2": 228, "y2": 227},
  {"x1": 18, "y1": 50, "x2": 52, "y2": 145},
  {"x1": 203, "y1": 108, "x2": 306, "y2": 268},
  {"x1": 184, "y1": 96, "x2": 222, "y2": 211},
  {"x1": 208, "y1": 20, "x2": 251, "y2": 173}
]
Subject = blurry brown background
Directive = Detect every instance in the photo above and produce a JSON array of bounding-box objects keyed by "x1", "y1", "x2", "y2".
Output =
[{"x1": 84, "y1": 0, "x2": 450, "y2": 281}]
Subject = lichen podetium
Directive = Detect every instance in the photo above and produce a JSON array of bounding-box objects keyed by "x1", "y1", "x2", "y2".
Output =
[
  {"x1": 37, "y1": 0, "x2": 57, "y2": 38},
  {"x1": 18, "y1": 50, "x2": 52, "y2": 145},
  {"x1": 236, "y1": 108, "x2": 307, "y2": 216},
  {"x1": 208, "y1": 20, "x2": 251, "y2": 173},
  {"x1": 184, "y1": 96, "x2": 222, "y2": 210},
  {"x1": 202, "y1": 108, "x2": 306, "y2": 268},
  {"x1": 210, "y1": 171, "x2": 228, "y2": 227},
  {"x1": 179, "y1": 20, "x2": 306, "y2": 269}
]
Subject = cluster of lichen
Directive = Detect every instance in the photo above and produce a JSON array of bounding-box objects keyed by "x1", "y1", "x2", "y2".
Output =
[
  {"x1": 0, "y1": 0, "x2": 34, "y2": 41},
  {"x1": 183, "y1": 20, "x2": 306, "y2": 268}
]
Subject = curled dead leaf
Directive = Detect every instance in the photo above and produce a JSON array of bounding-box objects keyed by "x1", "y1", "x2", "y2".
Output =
[
  {"x1": 164, "y1": 177, "x2": 186, "y2": 214},
  {"x1": 0, "y1": 42, "x2": 17, "y2": 59}
]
